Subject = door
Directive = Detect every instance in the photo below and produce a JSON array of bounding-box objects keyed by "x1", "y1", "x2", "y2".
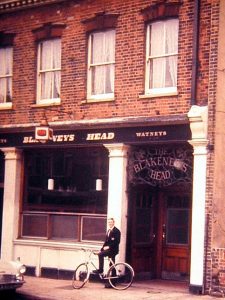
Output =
[
  {"x1": 161, "y1": 192, "x2": 191, "y2": 280},
  {"x1": 129, "y1": 187, "x2": 191, "y2": 280},
  {"x1": 128, "y1": 187, "x2": 157, "y2": 278}
]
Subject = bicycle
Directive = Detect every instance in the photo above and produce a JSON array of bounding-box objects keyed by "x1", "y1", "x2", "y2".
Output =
[{"x1": 72, "y1": 248, "x2": 134, "y2": 290}]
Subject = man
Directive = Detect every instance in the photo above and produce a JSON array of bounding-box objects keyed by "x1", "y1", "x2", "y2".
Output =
[{"x1": 94, "y1": 217, "x2": 121, "y2": 274}]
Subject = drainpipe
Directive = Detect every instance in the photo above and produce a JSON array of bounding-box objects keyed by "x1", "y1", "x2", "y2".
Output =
[{"x1": 191, "y1": 0, "x2": 200, "y2": 105}]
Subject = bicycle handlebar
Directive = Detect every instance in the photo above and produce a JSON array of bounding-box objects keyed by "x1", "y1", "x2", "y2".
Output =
[{"x1": 80, "y1": 248, "x2": 99, "y2": 256}]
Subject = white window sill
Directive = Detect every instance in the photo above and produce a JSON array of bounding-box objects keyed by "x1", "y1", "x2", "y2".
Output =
[
  {"x1": 0, "y1": 102, "x2": 13, "y2": 110},
  {"x1": 139, "y1": 91, "x2": 178, "y2": 99},
  {"x1": 83, "y1": 97, "x2": 115, "y2": 104},
  {"x1": 32, "y1": 99, "x2": 61, "y2": 108}
]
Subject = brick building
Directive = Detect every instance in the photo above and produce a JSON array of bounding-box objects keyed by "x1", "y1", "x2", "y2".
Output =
[{"x1": 0, "y1": 0, "x2": 223, "y2": 295}]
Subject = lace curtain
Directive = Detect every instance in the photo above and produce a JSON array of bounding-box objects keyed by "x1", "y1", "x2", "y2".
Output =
[
  {"x1": 149, "y1": 19, "x2": 178, "y2": 89},
  {"x1": 40, "y1": 39, "x2": 61, "y2": 100},
  {"x1": 91, "y1": 30, "x2": 115, "y2": 95},
  {"x1": 0, "y1": 47, "x2": 12, "y2": 103}
]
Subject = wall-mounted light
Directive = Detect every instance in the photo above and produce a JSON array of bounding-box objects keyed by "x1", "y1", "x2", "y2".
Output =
[
  {"x1": 48, "y1": 178, "x2": 54, "y2": 190},
  {"x1": 35, "y1": 115, "x2": 53, "y2": 143},
  {"x1": 96, "y1": 179, "x2": 102, "y2": 191}
]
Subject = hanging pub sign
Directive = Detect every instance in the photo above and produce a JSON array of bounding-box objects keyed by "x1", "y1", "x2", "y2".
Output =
[{"x1": 128, "y1": 146, "x2": 193, "y2": 187}]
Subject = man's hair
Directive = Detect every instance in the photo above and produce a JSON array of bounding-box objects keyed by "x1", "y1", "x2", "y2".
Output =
[{"x1": 108, "y1": 217, "x2": 115, "y2": 222}]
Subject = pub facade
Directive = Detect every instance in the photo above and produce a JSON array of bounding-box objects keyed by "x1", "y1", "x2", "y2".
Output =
[{"x1": 0, "y1": 0, "x2": 222, "y2": 295}]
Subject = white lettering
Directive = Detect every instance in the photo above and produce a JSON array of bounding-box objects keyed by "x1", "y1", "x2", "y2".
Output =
[
  {"x1": 23, "y1": 136, "x2": 38, "y2": 144},
  {"x1": 86, "y1": 132, "x2": 115, "y2": 141},
  {"x1": 136, "y1": 131, "x2": 167, "y2": 138}
]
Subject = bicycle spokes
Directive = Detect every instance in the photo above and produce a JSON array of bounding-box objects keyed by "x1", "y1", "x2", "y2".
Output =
[{"x1": 107, "y1": 263, "x2": 134, "y2": 290}]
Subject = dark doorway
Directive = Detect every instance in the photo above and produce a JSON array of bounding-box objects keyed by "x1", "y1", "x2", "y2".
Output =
[{"x1": 128, "y1": 185, "x2": 191, "y2": 281}]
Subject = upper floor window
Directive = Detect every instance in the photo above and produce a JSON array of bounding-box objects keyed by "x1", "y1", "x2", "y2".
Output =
[
  {"x1": 145, "y1": 19, "x2": 179, "y2": 96},
  {"x1": 37, "y1": 38, "x2": 61, "y2": 104},
  {"x1": 87, "y1": 29, "x2": 115, "y2": 101},
  {"x1": 0, "y1": 46, "x2": 13, "y2": 104}
]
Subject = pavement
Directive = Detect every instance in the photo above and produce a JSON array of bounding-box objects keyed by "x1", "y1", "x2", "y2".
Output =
[{"x1": 15, "y1": 276, "x2": 220, "y2": 300}]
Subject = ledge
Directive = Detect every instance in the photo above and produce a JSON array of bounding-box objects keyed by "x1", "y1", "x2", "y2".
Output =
[
  {"x1": 13, "y1": 238, "x2": 102, "y2": 250},
  {"x1": 139, "y1": 91, "x2": 178, "y2": 99},
  {"x1": 0, "y1": 102, "x2": 13, "y2": 110},
  {"x1": 0, "y1": 114, "x2": 190, "y2": 133},
  {"x1": 0, "y1": 0, "x2": 69, "y2": 14}
]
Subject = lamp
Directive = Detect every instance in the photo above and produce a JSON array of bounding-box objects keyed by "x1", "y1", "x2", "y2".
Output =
[
  {"x1": 48, "y1": 178, "x2": 54, "y2": 190},
  {"x1": 96, "y1": 179, "x2": 102, "y2": 191},
  {"x1": 35, "y1": 115, "x2": 53, "y2": 143}
]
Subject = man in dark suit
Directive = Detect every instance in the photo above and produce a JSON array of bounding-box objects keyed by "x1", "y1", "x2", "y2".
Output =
[{"x1": 94, "y1": 217, "x2": 121, "y2": 274}]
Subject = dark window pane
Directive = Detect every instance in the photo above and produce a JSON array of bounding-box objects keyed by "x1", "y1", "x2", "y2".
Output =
[
  {"x1": 22, "y1": 214, "x2": 48, "y2": 238},
  {"x1": 51, "y1": 215, "x2": 78, "y2": 240},
  {"x1": 82, "y1": 216, "x2": 106, "y2": 242},
  {"x1": 166, "y1": 209, "x2": 189, "y2": 245},
  {"x1": 24, "y1": 147, "x2": 108, "y2": 214}
]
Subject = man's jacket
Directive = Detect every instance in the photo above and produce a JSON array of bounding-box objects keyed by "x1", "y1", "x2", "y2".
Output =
[{"x1": 102, "y1": 226, "x2": 121, "y2": 256}]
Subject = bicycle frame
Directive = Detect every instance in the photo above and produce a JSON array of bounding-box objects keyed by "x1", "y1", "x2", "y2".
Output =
[{"x1": 72, "y1": 248, "x2": 134, "y2": 290}]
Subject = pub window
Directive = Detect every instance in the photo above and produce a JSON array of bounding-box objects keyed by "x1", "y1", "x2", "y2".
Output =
[
  {"x1": 81, "y1": 216, "x2": 107, "y2": 242},
  {"x1": 51, "y1": 215, "x2": 78, "y2": 240},
  {"x1": 22, "y1": 214, "x2": 48, "y2": 238},
  {"x1": 22, "y1": 147, "x2": 108, "y2": 242}
]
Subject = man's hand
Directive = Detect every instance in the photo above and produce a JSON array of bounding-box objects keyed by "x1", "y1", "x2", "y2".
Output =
[{"x1": 103, "y1": 246, "x2": 109, "y2": 250}]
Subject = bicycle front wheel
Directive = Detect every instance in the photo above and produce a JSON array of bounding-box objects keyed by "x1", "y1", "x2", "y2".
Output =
[
  {"x1": 107, "y1": 262, "x2": 134, "y2": 290},
  {"x1": 72, "y1": 263, "x2": 89, "y2": 289}
]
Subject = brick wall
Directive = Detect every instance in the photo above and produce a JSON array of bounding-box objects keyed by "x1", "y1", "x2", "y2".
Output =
[
  {"x1": 0, "y1": 0, "x2": 212, "y2": 126},
  {"x1": 0, "y1": 0, "x2": 222, "y2": 293}
]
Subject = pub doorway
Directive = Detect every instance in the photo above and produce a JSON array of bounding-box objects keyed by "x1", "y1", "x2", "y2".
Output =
[
  {"x1": 128, "y1": 185, "x2": 191, "y2": 281},
  {"x1": 127, "y1": 144, "x2": 193, "y2": 281}
]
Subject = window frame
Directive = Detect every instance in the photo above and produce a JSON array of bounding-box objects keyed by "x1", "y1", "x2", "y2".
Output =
[
  {"x1": 0, "y1": 46, "x2": 13, "y2": 108},
  {"x1": 21, "y1": 212, "x2": 107, "y2": 243},
  {"x1": 36, "y1": 38, "x2": 61, "y2": 105},
  {"x1": 87, "y1": 29, "x2": 115, "y2": 102},
  {"x1": 145, "y1": 18, "x2": 179, "y2": 97}
]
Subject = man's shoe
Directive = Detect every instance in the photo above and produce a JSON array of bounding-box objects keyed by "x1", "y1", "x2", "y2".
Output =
[{"x1": 105, "y1": 283, "x2": 113, "y2": 288}]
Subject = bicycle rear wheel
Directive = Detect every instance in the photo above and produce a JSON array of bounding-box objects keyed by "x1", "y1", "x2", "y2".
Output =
[
  {"x1": 72, "y1": 263, "x2": 89, "y2": 289},
  {"x1": 107, "y1": 262, "x2": 134, "y2": 290}
]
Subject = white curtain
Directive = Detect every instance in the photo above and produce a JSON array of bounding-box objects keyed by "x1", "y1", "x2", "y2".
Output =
[
  {"x1": 0, "y1": 78, "x2": 5, "y2": 103},
  {"x1": 150, "y1": 22, "x2": 165, "y2": 88},
  {"x1": 0, "y1": 47, "x2": 12, "y2": 102},
  {"x1": 105, "y1": 30, "x2": 115, "y2": 93},
  {"x1": 40, "y1": 40, "x2": 52, "y2": 99},
  {"x1": 40, "y1": 39, "x2": 61, "y2": 99},
  {"x1": 0, "y1": 48, "x2": 5, "y2": 102},
  {"x1": 92, "y1": 32, "x2": 105, "y2": 94},
  {"x1": 91, "y1": 30, "x2": 115, "y2": 95},
  {"x1": 53, "y1": 39, "x2": 61, "y2": 98},
  {"x1": 166, "y1": 19, "x2": 178, "y2": 87},
  {"x1": 149, "y1": 19, "x2": 178, "y2": 89}
]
